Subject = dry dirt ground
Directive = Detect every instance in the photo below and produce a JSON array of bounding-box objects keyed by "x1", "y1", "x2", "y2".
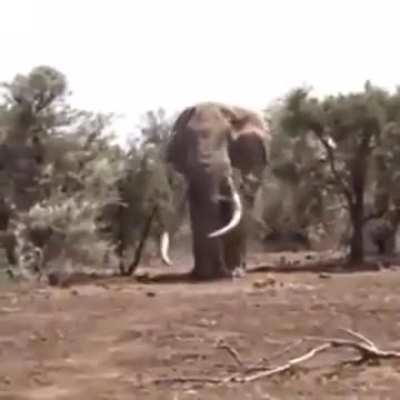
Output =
[{"x1": 1, "y1": 251, "x2": 400, "y2": 399}]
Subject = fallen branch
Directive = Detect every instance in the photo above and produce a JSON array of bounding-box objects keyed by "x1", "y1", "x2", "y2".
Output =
[
  {"x1": 305, "y1": 335, "x2": 400, "y2": 362},
  {"x1": 236, "y1": 343, "x2": 331, "y2": 383},
  {"x1": 242, "y1": 338, "x2": 306, "y2": 374},
  {"x1": 340, "y1": 328, "x2": 376, "y2": 348},
  {"x1": 250, "y1": 257, "x2": 347, "y2": 274},
  {"x1": 144, "y1": 330, "x2": 400, "y2": 388},
  {"x1": 262, "y1": 338, "x2": 305, "y2": 365},
  {"x1": 250, "y1": 258, "x2": 381, "y2": 274}
]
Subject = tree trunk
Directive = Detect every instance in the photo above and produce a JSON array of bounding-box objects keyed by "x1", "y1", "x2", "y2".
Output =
[
  {"x1": 125, "y1": 205, "x2": 158, "y2": 276},
  {"x1": 349, "y1": 203, "x2": 364, "y2": 264},
  {"x1": 348, "y1": 162, "x2": 366, "y2": 265},
  {"x1": 347, "y1": 133, "x2": 373, "y2": 266}
]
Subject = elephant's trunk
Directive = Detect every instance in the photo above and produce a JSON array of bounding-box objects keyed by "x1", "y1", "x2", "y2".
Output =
[
  {"x1": 208, "y1": 176, "x2": 243, "y2": 238},
  {"x1": 160, "y1": 231, "x2": 173, "y2": 266}
]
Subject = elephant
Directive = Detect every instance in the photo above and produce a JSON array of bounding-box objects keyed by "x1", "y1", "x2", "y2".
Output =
[{"x1": 164, "y1": 102, "x2": 268, "y2": 280}]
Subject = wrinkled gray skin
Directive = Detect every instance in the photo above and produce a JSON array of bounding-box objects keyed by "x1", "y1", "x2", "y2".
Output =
[{"x1": 166, "y1": 102, "x2": 268, "y2": 280}]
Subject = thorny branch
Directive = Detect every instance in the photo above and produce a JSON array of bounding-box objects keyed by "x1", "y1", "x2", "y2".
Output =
[{"x1": 141, "y1": 330, "x2": 400, "y2": 388}]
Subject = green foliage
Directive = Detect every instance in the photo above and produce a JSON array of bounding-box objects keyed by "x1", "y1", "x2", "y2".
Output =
[
  {"x1": 4, "y1": 63, "x2": 400, "y2": 279},
  {"x1": 274, "y1": 83, "x2": 400, "y2": 261},
  {"x1": 113, "y1": 109, "x2": 186, "y2": 268},
  {"x1": 0, "y1": 66, "x2": 126, "y2": 278},
  {"x1": 5, "y1": 66, "x2": 67, "y2": 112},
  {"x1": 261, "y1": 101, "x2": 340, "y2": 247},
  {"x1": 140, "y1": 108, "x2": 172, "y2": 146}
]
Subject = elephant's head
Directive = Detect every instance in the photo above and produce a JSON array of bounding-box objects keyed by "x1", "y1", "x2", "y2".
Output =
[{"x1": 164, "y1": 102, "x2": 268, "y2": 279}]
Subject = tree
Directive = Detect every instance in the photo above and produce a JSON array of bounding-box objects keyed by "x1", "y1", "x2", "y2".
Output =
[
  {"x1": 0, "y1": 66, "x2": 124, "y2": 279},
  {"x1": 277, "y1": 83, "x2": 400, "y2": 264},
  {"x1": 260, "y1": 102, "x2": 341, "y2": 249},
  {"x1": 109, "y1": 108, "x2": 186, "y2": 275}
]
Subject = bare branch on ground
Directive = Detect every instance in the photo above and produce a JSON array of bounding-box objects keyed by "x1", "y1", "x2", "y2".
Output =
[{"x1": 143, "y1": 330, "x2": 400, "y2": 388}]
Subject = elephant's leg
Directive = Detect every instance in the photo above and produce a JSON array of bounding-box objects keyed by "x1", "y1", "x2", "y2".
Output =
[
  {"x1": 188, "y1": 183, "x2": 232, "y2": 280},
  {"x1": 219, "y1": 181, "x2": 247, "y2": 276},
  {"x1": 222, "y1": 222, "x2": 247, "y2": 277}
]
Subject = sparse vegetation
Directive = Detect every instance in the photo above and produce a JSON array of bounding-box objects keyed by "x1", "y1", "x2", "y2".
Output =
[
  {"x1": 269, "y1": 83, "x2": 400, "y2": 263},
  {"x1": 1, "y1": 67, "x2": 400, "y2": 282},
  {"x1": 0, "y1": 66, "x2": 184, "y2": 281},
  {"x1": 2, "y1": 66, "x2": 400, "y2": 399}
]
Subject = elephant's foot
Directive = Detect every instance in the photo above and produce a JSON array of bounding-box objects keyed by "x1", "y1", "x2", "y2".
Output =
[
  {"x1": 225, "y1": 258, "x2": 247, "y2": 278},
  {"x1": 231, "y1": 265, "x2": 246, "y2": 278}
]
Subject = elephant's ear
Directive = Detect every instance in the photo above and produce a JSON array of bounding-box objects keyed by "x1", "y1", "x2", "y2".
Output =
[
  {"x1": 165, "y1": 106, "x2": 197, "y2": 172},
  {"x1": 222, "y1": 105, "x2": 269, "y2": 170},
  {"x1": 220, "y1": 106, "x2": 253, "y2": 140},
  {"x1": 171, "y1": 106, "x2": 197, "y2": 134}
]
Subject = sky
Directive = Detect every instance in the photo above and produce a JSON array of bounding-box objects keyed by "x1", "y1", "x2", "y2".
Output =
[{"x1": 2, "y1": 0, "x2": 400, "y2": 145}]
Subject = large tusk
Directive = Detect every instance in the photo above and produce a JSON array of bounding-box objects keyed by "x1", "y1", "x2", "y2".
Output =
[
  {"x1": 160, "y1": 231, "x2": 173, "y2": 266},
  {"x1": 208, "y1": 177, "x2": 243, "y2": 238}
]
